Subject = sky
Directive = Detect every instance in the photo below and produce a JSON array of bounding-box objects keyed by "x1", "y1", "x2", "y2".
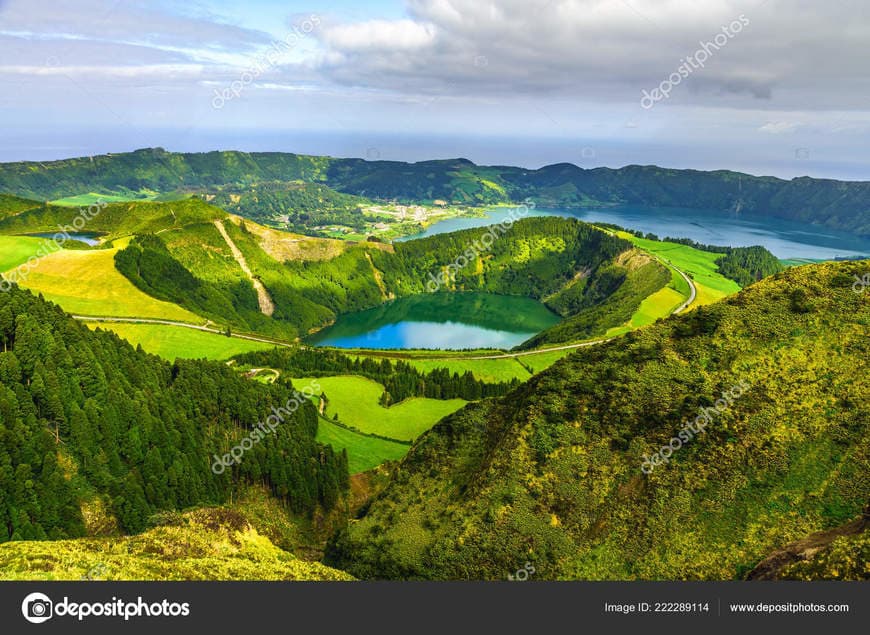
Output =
[{"x1": 2, "y1": 0, "x2": 870, "y2": 180}]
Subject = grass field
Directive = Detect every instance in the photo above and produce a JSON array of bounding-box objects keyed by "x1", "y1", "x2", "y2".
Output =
[
  {"x1": 621, "y1": 233, "x2": 741, "y2": 305},
  {"x1": 516, "y1": 347, "x2": 574, "y2": 374},
  {"x1": 10, "y1": 246, "x2": 201, "y2": 321},
  {"x1": 626, "y1": 286, "x2": 686, "y2": 328},
  {"x1": 0, "y1": 235, "x2": 47, "y2": 272},
  {"x1": 88, "y1": 322, "x2": 275, "y2": 361},
  {"x1": 315, "y1": 417, "x2": 410, "y2": 474},
  {"x1": 295, "y1": 375, "x2": 467, "y2": 441}
]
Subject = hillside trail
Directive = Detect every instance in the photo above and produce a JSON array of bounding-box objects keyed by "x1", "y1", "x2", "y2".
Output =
[{"x1": 212, "y1": 219, "x2": 275, "y2": 316}]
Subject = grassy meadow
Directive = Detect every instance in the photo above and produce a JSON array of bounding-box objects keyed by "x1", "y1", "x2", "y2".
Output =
[
  {"x1": 50, "y1": 192, "x2": 153, "y2": 207},
  {"x1": 315, "y1": 418, "x2": 410, "y2": 474},
  {"x1": 375, "y1": 356, "x2": 531, "y2": 382},
  {"x1": 11, "y1": 246, "x2": 201, "y2": 321},
  {"x1": 622, "y1": 232, "x2": 741, "y2": 304},
  {"x1": 350, "y1": 346, "x2": 577, "y2": 383},
  {"x1": 0, "y1": 235, "x2": 47, "y2": 272},
  {"x1": 296, "y1": 375, "x2": 467, "y2": 441},
  {"x1": 89, "y1": 322, "x2": 275, "y2": 360}
]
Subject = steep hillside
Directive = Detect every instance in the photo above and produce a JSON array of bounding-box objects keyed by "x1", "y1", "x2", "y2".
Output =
[
  {"x1": 2, "y1": 148, "x2": 869, "y2": 235},
  {"x1": 747, "y1": 503, "x2": 869, "y2": 580},
  {"x1": 0, "y1": 284, "x2": 348, "y2": 541},
  {"x1": 523, "y1": 248, "x2": 670, "y2": 347},
  {"x1": 0, "y1": 193, "x2": 41, "y2": 219},
  {"x1": 325, "y1": 260, "x2": 869, "y2": 580}
]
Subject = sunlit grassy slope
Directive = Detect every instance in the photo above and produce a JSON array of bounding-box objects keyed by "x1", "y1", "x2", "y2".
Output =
[
  {"x1": 379, "y1": 356, "x2": 530, "y2": 382},
  {"x1": 297, "y1": 375, "x2": 467, "y2": 442},
  {"x1": 10, "y1": 246, "x2": 201, "y2": 321},
  {"x1": 622, "y1": 232, "x2": 741, "y2": 304},
  {"x1": 315, "y1": 418, "x2": 410, "y2": 474},
  {"x1": 0, "y1": 235, "x2": 46, "y2": 271},
  {"x1": 50, "y1": 192, "x2": 153, "y2": 206}
]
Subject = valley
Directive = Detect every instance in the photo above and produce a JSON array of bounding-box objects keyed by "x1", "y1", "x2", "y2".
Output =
[{"x1": 0, "y1": 149, "x2": 866, "y2": 583}]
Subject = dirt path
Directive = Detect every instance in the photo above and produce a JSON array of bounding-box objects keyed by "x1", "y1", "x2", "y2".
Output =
[{"x1": 213, "y1": 219, "x2": 275, "y2": 316}]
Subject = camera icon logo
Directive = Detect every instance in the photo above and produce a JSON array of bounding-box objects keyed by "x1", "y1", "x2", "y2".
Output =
[{"x1": 21, "y1": 593, "x2": 53, "y2": 624}]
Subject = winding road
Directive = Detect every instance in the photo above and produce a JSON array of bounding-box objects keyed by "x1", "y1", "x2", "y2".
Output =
[{"x1": 664, "y1": 258, "x2": 697, "y2": 314}]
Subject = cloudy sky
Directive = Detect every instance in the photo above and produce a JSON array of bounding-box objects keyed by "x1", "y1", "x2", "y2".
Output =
[{"x1": 2, "y1": 0, "x2": 869, "y2": 179}]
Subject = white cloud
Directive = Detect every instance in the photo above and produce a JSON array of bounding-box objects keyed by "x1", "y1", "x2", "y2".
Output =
[
  {"x1": 310, "y1": 0, "x2": 870, "y2": 111},
  {"x1": 324, "y1": 19, "x2": 437, "y2": 52}
]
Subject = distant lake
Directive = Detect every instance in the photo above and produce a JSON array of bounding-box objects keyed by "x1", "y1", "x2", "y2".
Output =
[
  {"x1": 28, "y1": 232, "x2": 102, "y2": 246},
  {"x1": 308, "y1": 292, "x2": 560, "y2": 350},
  {"x1": 399, "y1": 205, "x2": 870, "y2": 261}
]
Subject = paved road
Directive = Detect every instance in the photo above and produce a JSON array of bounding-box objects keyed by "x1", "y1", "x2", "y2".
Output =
[{"x1": 665, "y1": 260, "x2": 697, "y2": 314}]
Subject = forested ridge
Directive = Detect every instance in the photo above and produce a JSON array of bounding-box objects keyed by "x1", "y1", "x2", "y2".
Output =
[
  {"x1": 202, "y1": 181, "x2": 373, "y2": 234},
  {"x1": 326, "y1": 260, "x2": 869, "y2": 580},
  {"x1": 2, "y1": 148, "x2": 869, "y2": 235},
  {"x1": 0, "y1": 285, "x2": 347, "y2": 542}
]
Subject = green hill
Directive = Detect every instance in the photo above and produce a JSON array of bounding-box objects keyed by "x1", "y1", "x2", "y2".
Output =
[
  {"x1": 0, "y1": 196, "x2": 223, "y2": 239},
  {"x1": 0, "y1": 506, "x2": 353, "y2": 581},
  {"x1": 0, "y1": 193, "x2": 41, "y2": 219},
  {"x1": 325, "y1": 260, "x2": 869, "y2": 580}
]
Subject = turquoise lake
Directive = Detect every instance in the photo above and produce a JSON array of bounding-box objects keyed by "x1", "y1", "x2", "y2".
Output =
[{"x1": 308, "y1": 293, "x2": 561, "y2": 350}]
